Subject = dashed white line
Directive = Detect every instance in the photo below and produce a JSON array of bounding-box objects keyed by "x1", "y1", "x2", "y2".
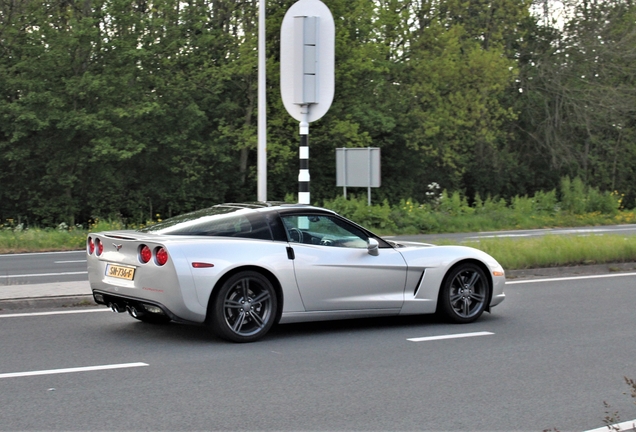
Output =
[
  {"x1": 54, "y1": 260, "x2": 87, "y2": 264},
  {"x1": 0, "y1": 271, "x2": 88, "y2": 279},
  {"x1": 0, "y1": 309, "x2": 108, "y2": 318},
  {"x1": 468, "y1": 234, "x2": 533, "y2": 239},
  {"x1": 0, "y1": 363, "x2": 149, "y2": 379},
  {"x1": 506, "y1": 272, "x2": 636, "y2": 285},
  {"x1": 584, "y1": 419, "x2": 636, "y2": 432},
  {"x1": 408, "y1": 331, "x2": 494, "y2": 342},
  {"x1": 0, "y1": 251, "x2": 83, "y2": 257}
]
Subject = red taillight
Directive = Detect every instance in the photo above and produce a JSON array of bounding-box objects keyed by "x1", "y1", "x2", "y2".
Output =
[
  {"x1": 95, "y1": 238, "x2": 104, "y2": 256},
  {"x1": 87, "y1": 237, "x2": 95, "y2": 255},
  {"x1": 155, "y1": 247, "x2": 168, "y2": 266},
  {"x1": 140, "y1": 245, "x2": 152, "y2": 263}
]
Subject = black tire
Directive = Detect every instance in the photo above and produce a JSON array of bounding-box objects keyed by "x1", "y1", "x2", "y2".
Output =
[
  {"x1": 209, "y1": 271, "x2": 278, "y2": 343},
  {"x1": 438, "y1": 263, "x2": 490, "y2": 323}
]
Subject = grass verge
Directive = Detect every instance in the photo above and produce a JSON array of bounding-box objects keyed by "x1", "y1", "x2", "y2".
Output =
[
  {"x1": 0, "y1": 228, "x2": 87, "y2": 254},
  {"x1": 435, "y1": 234, "x2": 636, "y2": 270}
]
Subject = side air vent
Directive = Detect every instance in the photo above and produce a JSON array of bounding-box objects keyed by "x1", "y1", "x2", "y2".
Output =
[{"x1": 413, "y1": 270, "x2": 426, "y2": 297}]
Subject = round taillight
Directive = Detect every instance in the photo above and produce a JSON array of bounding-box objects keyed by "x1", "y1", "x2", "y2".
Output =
[
  {"x1": 140, "y1": 245, "x2": 152, "y2": 264},
  {"x1": 95, "y1": 238, "x2": 104, "y2": 256},
  {"x1": 155, "y1": 247, "x2": 168, "y2": 266},
  {"x1": 87, "y1": 237, "x2": 95, "y2": 255}
]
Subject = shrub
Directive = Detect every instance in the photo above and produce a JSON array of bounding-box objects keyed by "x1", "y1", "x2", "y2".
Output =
[
  {"x1": 439, "y1": 190, "x2": 474, "y2": 216},
  {"x1": 322, "y1": 196, "x2": 398, "y2": 232},
  {"x1": 511, "y1": 195, "x2": 533, "y2": 216},
  {"x1": 586, "y1": 187, "x2": 619, "y2": 215},
  {"x1": 532, "y1": 189, "x2": 558, "y2": 214},
  {"x1": 560, "y1": 176, "x2": 587, "y2": 214}
]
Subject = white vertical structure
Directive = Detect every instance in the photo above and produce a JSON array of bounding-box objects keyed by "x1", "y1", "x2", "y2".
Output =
[
  {"x1": 257, "y1": 0, "x2": 267, "y2": 202},
  {"x1": 280, "y1": 0, "x2": 335, "y2": 205},
  {"x1": 294, "y1": 15, "x2": 316, "y2": 204}
]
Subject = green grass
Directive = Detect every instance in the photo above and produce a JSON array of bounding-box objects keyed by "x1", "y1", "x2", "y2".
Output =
[
  {"x1": 0, "y1": 220, "x2": 123, "y2": 254},
  {"x1": 0, "y1": 228, "x2": 87, "y2": 253},
  {"x1": 436, "y1": 235, "x2": 636, "y2": 270}
]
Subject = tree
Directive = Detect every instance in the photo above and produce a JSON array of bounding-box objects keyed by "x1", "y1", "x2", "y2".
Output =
[{"x1": 512, "y1": 0, "x2": 636, "y2": 205}]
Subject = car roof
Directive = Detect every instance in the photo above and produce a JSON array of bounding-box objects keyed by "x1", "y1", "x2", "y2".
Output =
[
  {"x1": 137, "y1": 202, "x2": 338, "y2": 235},
  {"x1": 214, "y1": 202, "x2": 335, "y2": 215}
]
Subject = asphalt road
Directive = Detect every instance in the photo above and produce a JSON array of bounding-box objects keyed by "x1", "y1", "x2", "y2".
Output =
[
  {"x1": 2, "y1": 224, "x2": 636, "y2": 285},
  {"x1": 0, "y1": 251, "x2": 87, "y2": 285},
  {"x1": 1, "y1": 273, "x2": 635, "y2": 431}
]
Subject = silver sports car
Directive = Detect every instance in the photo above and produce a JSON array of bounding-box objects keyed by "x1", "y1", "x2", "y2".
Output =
[{"x1": 87, "y1": 203, "x2": 505, "y2": 342}]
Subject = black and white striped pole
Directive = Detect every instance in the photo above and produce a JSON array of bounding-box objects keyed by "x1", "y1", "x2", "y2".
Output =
[
  {"x1": 280, "y1": 0, "x2": 334, "y2": 205},
  {"x1": 299, "y1": 107, "x2": 310, "y2": 204}
]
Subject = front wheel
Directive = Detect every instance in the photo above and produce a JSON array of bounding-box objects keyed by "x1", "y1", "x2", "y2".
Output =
[
  {"x1": 438, "y1": 263, "x2": 490, "y2": 323},
  {"x1": 209, "y1": 271, "x2": 278, "y2": 343}
]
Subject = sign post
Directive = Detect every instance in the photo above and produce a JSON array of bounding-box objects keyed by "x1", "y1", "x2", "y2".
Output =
[
  {"x1": 280, "y1": 0, "x2": 335, "y2": 204},
  {"x1": 257, "y1": 0, "x2": 266, "y2": 202}
]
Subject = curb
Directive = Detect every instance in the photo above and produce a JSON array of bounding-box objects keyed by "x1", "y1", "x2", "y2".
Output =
[{"x1": 0, "y1": 295, "x2": 96, "y2": 311}]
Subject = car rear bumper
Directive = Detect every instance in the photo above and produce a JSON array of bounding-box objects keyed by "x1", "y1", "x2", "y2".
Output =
[{"x1": 92, "y1": 290, "x2": 198, "y2": 324}]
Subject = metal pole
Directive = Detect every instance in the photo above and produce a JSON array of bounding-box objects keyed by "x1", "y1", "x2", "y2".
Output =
[
  {"x1": 368, "y1": 147, "x2": 372, "y2": 206},
  {"x1": 298, "y1": 105, "x2": 310, "y2": 204},
  {"x1": 343, "y1": 148, "x2": 347, "y2": 199},
  {"x1": 257, "y1": 0, "x2": 267, "y2": 202}
]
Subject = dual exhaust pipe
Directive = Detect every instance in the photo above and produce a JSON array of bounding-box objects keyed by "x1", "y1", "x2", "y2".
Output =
[{"x1": 108, "y1": 302, "x2": 141, "y2": 318}]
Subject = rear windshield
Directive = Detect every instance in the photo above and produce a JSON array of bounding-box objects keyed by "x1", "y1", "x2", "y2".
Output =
[{"x1": 138, "y1": 206, "x2": 272, "y2": 240}]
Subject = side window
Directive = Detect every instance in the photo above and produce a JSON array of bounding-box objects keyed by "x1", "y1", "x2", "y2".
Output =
[
  {"x1": 235, "y1": 214, "x2": 273, "y2": 240},
  {"x1": 281, "y1": 215, "x2": 368, "y2": 248}
]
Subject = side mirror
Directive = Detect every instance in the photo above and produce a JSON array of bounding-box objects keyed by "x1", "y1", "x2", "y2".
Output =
[{"x1": 367, "y1": 238, "x2": 379, "y2": 256}]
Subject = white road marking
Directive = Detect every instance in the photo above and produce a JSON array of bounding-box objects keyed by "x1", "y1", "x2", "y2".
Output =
[
  {"x1": 0, "y1": 363, "x2": 149, "y2": 379},
  {"x1": 469, "y1": 233, "x2": 533, "y2": 239},
  {"x1": 0, "y1": 309, "x2": 108, "y2": 318},
  {"x1": 474, "y1": 226, "x2": 636, "y2": 239},
  {"x1": 0, "y1": 250, "x2": 83, "y2": 257},
  {"x1": 408, "y1": 331, "x2": 494, "y2": 342},
  {"x1": 584, "y1": 419, "x2": 636, "y2": 432},
  {"x1": 54, "y1": 260, "x2": 87, "y2": 264},
  {"x1": 507, "y1": 272, "x2": 636, "y2": 285},
  {"x1": 0, "y1": 271, "x2": 88, "y2": 279}
]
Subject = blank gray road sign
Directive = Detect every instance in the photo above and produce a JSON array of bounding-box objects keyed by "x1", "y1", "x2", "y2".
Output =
[{"x1": 336, "y1": 148, "x2": 381, "y2": 187}]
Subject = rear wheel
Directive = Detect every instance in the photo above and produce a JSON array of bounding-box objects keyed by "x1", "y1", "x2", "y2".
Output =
[
  {"x1": 438, "y1": 263, "x2": 490, "y2": 323},
  {"x1": 209, "y1": 271, "x2": 277, "y2": 343}
]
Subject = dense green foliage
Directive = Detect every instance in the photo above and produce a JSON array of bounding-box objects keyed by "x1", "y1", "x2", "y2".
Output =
[
  {"x1": 1, "y1": 0, "x2": 635, "y2": 226},
  {"x1": 322, "y1": 176, "x2": 633, "y2": 234}
]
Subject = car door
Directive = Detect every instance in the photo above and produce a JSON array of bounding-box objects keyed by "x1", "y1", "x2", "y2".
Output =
[{"x1": 280, "y1": 213, "x2": 407, "y2": 311}]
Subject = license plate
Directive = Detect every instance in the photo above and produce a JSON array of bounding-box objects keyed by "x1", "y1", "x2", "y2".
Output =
[{"x1": 106, "y1": 264, "x2": 136, "y2": 281}]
